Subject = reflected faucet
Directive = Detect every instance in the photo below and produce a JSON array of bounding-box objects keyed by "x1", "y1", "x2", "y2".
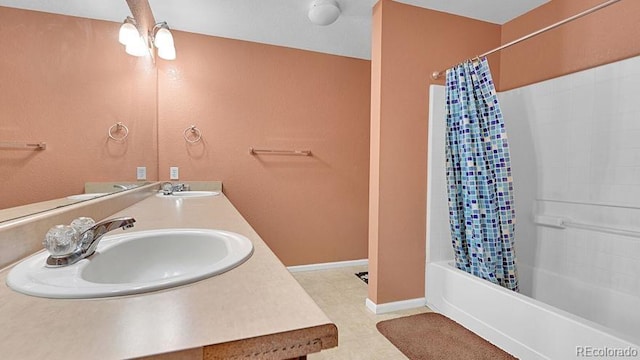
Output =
[{"x1": 46, "y1": 217, "x2": 136, "y2": 267}]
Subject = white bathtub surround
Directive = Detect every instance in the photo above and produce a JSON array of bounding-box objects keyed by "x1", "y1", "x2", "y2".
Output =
[
  {"x1": 287, "y1": 258, "x2": 368, "y2": 273},
  {"x1": 499, "y1": 55, "x2": 640, "y2": 339},
  {"x1": 426, "y1": 85, "x2": 454, "y2": 265},
  {"x1": 365, "y1": 297, "x2": 427, "y2": 315},
  {"x1": 426, "y1": 55, "x2": 640, "y2": 360},
  {"x1": 426, "y1": 261, "x2": 636, "y2": 360}
]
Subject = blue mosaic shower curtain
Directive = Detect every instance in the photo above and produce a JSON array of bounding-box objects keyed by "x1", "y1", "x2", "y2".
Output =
[{"x1": 445, "y1": 57, "x2": 519, "y2": 292}]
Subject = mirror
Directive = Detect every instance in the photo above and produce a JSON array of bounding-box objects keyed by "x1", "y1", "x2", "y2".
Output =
[{"x1": 0, "y1": 5, "x2": 158, "y2": 222}]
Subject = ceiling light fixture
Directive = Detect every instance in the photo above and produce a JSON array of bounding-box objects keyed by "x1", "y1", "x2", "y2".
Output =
[
  {"x1": 308, "y1": 0, "x2": 341, "y2": 26},
  {"x1": 151, "y1": 22, "x2": 176, "y2": 60}
]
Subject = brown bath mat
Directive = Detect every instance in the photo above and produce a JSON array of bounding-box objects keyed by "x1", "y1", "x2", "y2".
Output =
[{"x1": 376, "y1": 312, "x2": 517, "y2": 360}]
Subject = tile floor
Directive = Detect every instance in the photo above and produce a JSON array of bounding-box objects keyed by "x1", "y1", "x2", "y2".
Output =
[{"x1": 292, "y1": 265, "x2": 431, "y2": 360}]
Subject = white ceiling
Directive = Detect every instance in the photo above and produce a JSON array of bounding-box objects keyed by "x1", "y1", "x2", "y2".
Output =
[{"x1": 0, "y1": 0, "x2": 549, "y2": 60}]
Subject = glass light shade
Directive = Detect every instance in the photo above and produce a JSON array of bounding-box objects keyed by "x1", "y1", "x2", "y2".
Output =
[
  {"x1": 308, "y1": 0, "x2": 341, "y2": 26},
  {"x1": 154, "y1": 27, "x2": 174, "y2": 48},
  {"x1": 125, "y1": 36, "x2": 148, "y2": 57},
  {"x1": 157, "y1": 45, "x2": 176, "y2": 60},
  {"x1": 118, "y1": 22, "x2": 138, "y2": 46}
]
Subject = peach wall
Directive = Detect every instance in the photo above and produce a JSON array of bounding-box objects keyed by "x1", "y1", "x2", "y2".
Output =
[
  {"x1": 0, "y1": 7, "x2": 158, "y2": 209},
  {"x1": 368, "y1": 0, "x2": 501, "y2": 304},
  {"x1": 500, "y1": 0, "x2": 640, "y2": 90},
  {"x1": 157, "y1": 32, "x2": 371, "y2": 266}
]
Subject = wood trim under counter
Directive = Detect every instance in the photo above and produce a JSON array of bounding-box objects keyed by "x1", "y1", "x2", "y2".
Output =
[
  {"x1": 203, "y1": 324, "x2": 338, "y2": 359},
  {"x1": 137, "y1": 324, "x2": 338, "y2": 360}
]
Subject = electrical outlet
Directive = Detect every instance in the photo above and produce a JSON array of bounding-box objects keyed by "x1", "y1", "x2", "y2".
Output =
[
  {"x1": 170, "y1": 166, "x2": 179, "y2": 180},
  {"x1": 136, "y1": 167, "x2": 146, "y2": 180}
]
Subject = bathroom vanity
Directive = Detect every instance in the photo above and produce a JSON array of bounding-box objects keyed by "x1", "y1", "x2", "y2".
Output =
[{"x1": 0, "y1": 183, "x2": 337, "y2": 359}]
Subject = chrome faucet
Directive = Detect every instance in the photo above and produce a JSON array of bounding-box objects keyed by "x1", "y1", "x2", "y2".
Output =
[
  {"x1": 46, "y1": 217, "x2": 136, "y2": 267},
  {"x1": 161, "y1": 182, "x2": 188, "y2": 195},
  {"x1": 113, "y1": 184, "x2": 128, "y2": 190}
]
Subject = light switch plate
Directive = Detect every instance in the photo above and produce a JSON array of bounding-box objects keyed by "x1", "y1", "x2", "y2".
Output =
[
  {"x1": 170, "y1": 166, "x2": 179, "y2": 180},
  {"x1": 136, "y1": 167, "x2": 146, "y2": 180}
]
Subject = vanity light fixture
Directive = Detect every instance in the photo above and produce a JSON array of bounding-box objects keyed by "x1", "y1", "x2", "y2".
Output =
[
  {"x1": 118, "y1": 18, "x2": 176, "y2": 60},
  {"x1": 151, "y1": 22, "x2": 176, "y2": 60},
  {"x1": 119, "y1": 17, "x2": 147, "y2": 57}
]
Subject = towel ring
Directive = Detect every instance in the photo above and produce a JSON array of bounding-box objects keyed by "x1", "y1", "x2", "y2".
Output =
[
  {"x1": 108, "y1": 122, "x2": 129, "y2": 141},
  {"x1": 183, "y1": 125, "x2": 202, "y2": 143}
]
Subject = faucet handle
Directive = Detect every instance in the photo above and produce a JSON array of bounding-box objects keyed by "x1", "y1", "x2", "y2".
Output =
[
  {"x1": 43, "y1": 225, "x2": 80, "y2": 258},
  {"x1": 71, "y1": 217, "x2": 96, "y2": 247},
  {"x1": 71, "y1": 217, "x2": 95, "y2": 233}
]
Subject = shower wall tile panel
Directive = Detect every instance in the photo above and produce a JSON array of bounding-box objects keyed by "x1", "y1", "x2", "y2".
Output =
[{"x1": 499, "y1": 55, "x2": 640, "y2": 299}]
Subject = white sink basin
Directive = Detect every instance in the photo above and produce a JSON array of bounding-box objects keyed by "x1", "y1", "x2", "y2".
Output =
[
  {"x1": 156, "y1": 191, "x2": 220, "y2": 198},
  {"x1": 67, "y1": 193, "x2": 108, "y2": 200},
  {"x1": 6, "y1": 228, "x2": 253, "y2": 299}
]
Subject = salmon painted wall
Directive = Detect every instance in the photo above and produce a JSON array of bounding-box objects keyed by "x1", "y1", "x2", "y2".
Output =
[
  {"x1": 157, "y1": 32, "x2": 371, "y2": 266},
  {"x1": 500, "y1": 0, "x2": 640, "y2": 90},
  {"x1": 369, "y1": 0, "x2": 501, "y2": 304},
  {"x1": 0, "y1": 7, "x2": 158, "y2": 209}
]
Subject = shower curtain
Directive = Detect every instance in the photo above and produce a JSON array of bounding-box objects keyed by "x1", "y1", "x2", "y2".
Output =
[{"x1": 444, "y1": 57, "x2": 518, "y2": 291}]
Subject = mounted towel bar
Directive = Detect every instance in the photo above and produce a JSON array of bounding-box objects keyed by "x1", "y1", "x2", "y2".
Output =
[
  {"x1": 0, "y1": 141, "x2": 46, "y2": 150},
  {"x1": 249, "y1": 147, "x2": 312, "y2": 156},
  {"x1": 534, "y1": 215, "x2": 640, "y2": 239}
]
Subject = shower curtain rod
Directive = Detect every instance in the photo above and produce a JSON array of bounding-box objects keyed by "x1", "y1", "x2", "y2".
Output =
[{"x1": 431, "y1": 0, "x2": 623, "y2": 80}]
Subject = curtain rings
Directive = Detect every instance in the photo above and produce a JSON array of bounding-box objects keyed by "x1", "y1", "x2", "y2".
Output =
[
  {"x1": 183, "y1": 125, "x2": 202, "y2": 143},
  {"x1": 108, "y1": 122, "x2": 129, "y2": 141}
]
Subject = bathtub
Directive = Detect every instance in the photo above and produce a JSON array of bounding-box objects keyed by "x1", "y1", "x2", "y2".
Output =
[{"x1": 426, "y1": 261, "x2": 639, "y2": 360}]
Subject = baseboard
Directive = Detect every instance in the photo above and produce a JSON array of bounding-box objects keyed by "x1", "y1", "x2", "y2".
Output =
[
  {"x1": 365, "y1": 297, "x2": 427, "y2": 315},
  {"x1": 287, "y1": 259, "x2": 368, "y2": 273}
]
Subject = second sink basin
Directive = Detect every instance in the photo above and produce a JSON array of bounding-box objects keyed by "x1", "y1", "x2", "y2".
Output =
[
  {"x1": 156, "y1": 191, "x2": 220, "y2": 198},
  {"x1": 7, "y1": 228, "x2": 254, "y2": 299}
]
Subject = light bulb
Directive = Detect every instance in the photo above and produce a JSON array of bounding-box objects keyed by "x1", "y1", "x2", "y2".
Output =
[
  {"x1": 157, "y1": 45, "x2": 176, "y2": 60},
  {"x1": 118, "y1": 21, "x2": 138, "y2": 46},
  {"x1": 154, "y1": 27, "x2": 174, "y2": 49},
  {"x1": 125, "y1": 35, "x2": 148, "y2": 57}
]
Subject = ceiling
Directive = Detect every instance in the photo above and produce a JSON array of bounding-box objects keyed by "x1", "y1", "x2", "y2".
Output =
[{"x1": 0, "y1": 0, "x2": 549, "y2": 60}]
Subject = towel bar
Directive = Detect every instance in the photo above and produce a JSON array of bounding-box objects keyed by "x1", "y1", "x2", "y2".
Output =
[{"x1": 249, "y1": 147, "x2": 311, "y2": 156}]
